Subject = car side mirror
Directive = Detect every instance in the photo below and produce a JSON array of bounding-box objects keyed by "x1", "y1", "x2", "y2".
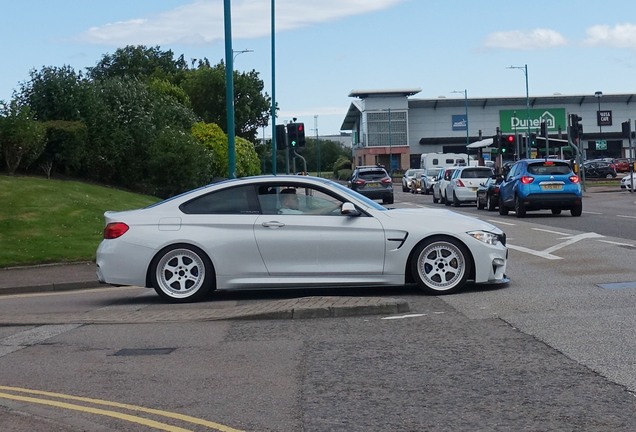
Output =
[{"x1": 341, "y1": 202, "x2": 360, "y2": 216}]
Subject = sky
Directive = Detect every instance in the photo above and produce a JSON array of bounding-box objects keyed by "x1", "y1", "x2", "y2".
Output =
[{"x1": 2, "y1": 0, "x2": 636, "y2": 137}]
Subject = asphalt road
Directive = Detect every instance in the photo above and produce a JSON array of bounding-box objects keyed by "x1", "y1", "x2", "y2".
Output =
[{"x1": 1, "y1": 187, "x2": 635, "y2": 431}]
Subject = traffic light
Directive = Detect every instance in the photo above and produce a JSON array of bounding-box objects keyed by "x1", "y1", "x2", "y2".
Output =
[
  {"x1": 569, "y1": 114, "x2": 583, "y2": 139},
  {"x1": 276, "y1": 124, "x2": 287, "y2": 149},
  {"x1": 296, "y1": 122, "x2": 306, "y2": 146},
  {"x1": 540, "y1": 121, "x2": 547, "y2": 137},
  {"x1": 501, "y1": 134, "x2": 515, "y2": 154},
  {"x1": 286, "y1": 122, "x2": 306, "y2": 147},
  {"x1": 530, "y1": 133, "x2": 537, "y2": 147}
]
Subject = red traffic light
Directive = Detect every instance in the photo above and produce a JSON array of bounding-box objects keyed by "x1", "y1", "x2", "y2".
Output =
[{"x1": 506, "y1": 135, "x2": 514, "y2": 143}]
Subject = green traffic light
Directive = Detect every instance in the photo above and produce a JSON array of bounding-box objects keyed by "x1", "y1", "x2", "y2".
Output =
[{"x1": 291, "y1": 141, "x2": 296, "y2": 147}]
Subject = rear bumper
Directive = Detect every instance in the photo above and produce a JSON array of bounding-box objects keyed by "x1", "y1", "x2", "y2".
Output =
[{"x1": 521, "y1": 193, "x2": 582, "y2": 209}]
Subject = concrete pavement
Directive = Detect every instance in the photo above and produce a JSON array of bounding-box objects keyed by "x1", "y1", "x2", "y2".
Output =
[{"x1": 0, "y1": 262, "x2": 410, "y2": 322}]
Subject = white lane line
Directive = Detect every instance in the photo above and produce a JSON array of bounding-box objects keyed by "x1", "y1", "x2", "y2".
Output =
[
  {"x1": 532, "y1": 228, "x2": 570, "y2": 235},
  {"x1": 487, "y1": 219, "x2": 516, "y2": 226},
  {"x1": 382, "y1": 313, "x2": 429, "y2": 320},
  {"x1": 583, "y1": 211, "x2": 603, "y2": 215},
  {"x1": 598, "y1": 240, "x2": 636, "y2": 247},
  {"x1": 507, "y1": 244, "x2": 562, "y2": 260},
  {"x1": 542, "y1": 232, "x2": 605, "y2": 254},
  {"x1": 617, "y1": 214, "x2": 636, "y2": 219},
  {"x1": 0, "y1": 324, "x2": 81, "y2": 358}
]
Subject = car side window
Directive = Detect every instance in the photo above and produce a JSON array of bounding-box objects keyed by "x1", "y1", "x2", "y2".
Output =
[
  {"x1": 258, "y1": 184, "x2": 346, "y2": 216},
  {"x1": 180, "y1": 185, "x2": 259, "y2": 214}
]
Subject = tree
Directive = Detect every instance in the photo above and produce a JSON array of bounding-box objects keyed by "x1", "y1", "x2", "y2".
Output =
[
  {"x1": 17, "y1": 65, "x2": 87, "y2": 122},
  {"x1": 191, "y1": 122, "x2": 261, "y2": 178},
  {"x1": 87, "y1": 45, "x2": 188, "y2": 82},
  {"x1": 0, "y1": 100, "x2": 47, "y2": 175},
  {"x1": 38, "y1": 121, "x2": 88, "y2": 179},
  {"x1": 181, "y1": 62, "x2": 272, "y2": 142}
]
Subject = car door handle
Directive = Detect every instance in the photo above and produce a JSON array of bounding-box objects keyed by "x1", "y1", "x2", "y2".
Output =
[{"x1": 262, "y1": 221, "x2": 285, "y2": 228}]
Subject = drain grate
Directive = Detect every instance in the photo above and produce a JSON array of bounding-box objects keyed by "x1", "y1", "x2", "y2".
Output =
[
  {"x1": 597, "y1": 281, "x2": 636, "y2": 290},
  {"x1": 113, "y1": 348, "x2": 176, "y2": 356}
]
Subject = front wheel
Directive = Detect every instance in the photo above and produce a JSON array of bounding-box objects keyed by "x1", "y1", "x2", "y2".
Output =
[
  {"x1": 411, "y1": 236, "x2": 471, "y2": 295},
  {"x1": 150, "y1": 244, "x2": 215, "y2": 303},
  {"x1": 486, "y1": 194, "x2": 496, "y2": 211}
]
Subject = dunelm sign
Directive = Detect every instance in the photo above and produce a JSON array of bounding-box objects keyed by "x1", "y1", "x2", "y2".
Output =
[{"x1": 499, "y1": 108, "x2": 566, "y2": 134}]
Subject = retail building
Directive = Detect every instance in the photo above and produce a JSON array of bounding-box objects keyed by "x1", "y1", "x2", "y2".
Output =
[{"x1": 340, "y1": 89, "x2": 636, "y2": 170}]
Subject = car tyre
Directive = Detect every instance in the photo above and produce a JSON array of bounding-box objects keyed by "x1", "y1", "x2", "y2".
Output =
[
  {"x1": 452, "y1": 192, "x2": 460, "y2": 207},
  {"x1": 433, "y1": 193, "x2": 439, "y2": 204},
  {"x1": 571, "y1": 203, "x2": 582, "y2": 217},
  {"x1": 383, "y1": 195, "x2": 394, "y2": 205},
  {"x1": 514, "y1": 195, "x2": 526, "y2": 218},
  {"x1": 150, "y1": 244, "x2": 215, "y2": 303},
  {"x1": 551, "y1": 208, "x2": 562, "y2": 215},
  {"x1": 476, "y1": 196, "x2": 484, "y2": 210},
  {"x1": 486, "y1": 194, "x2": 496, "y2": 212},
  {"x1": 411, "y1": 236, "x2": 471, "y2": 295},
  {"x1": 444, "y1": 194, "x2": 451, "y2": 206},
  {"x1": 499, "y1": 196, "x2": 509, "y2": 215}
]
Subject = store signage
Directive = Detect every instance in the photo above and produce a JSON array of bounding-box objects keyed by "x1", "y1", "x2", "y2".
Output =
[
  {"x1": 499, "y1": 108, "x2": 566, "y2": 133},
  {"x1": 452, "y1": 114, "x2": 467, "y2": 131},
  {"x1": 597, "y1": 110, "x2": 612, "y2": 126}
]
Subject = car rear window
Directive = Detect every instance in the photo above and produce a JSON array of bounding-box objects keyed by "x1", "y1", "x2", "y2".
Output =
[
  {"x1": 527, "y1": 162, "x2": 572, "y2": 175},
  {"x1": 460, "y1": 168, "x2": 493, "y2": 178},
  {"x1": 359, "y1": 170, "x2": 388, "y2": 180}
]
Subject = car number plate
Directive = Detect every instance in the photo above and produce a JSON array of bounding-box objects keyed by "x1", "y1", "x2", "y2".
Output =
[
  {"x1": 367, "y1": 182, "x2": 379, "y2": 187},
  {"x1": 470, "y1": 187, "x2": 478, "y2": 192},
  {"x1": 540, "y1": 184, "x2": 563, "y2": 191}
]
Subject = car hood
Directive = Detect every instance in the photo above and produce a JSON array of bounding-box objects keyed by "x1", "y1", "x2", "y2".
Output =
[{"x1": 382, "y1": 207, "x2": 500, "y2": 233}]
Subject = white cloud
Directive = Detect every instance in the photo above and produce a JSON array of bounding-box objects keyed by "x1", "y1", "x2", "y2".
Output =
[
  {"x1": 78, "y1": 0, "x2": 405, "y2": 46},
  {"x1": 584, "y1": 23, "x2": 636, "y2": 49},
  {"x1": 483, "y1": 28, "x2": 567, "y2": 50}
]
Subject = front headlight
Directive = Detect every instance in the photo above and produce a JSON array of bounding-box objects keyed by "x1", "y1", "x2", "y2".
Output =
[{"x1": 467, "y1": 230, "x2": 503, "y2": 246}]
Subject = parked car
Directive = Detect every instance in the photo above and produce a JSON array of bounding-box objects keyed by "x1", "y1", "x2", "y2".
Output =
[
  {"x1": 419, "y1": 167, "x2": 442, "y2": 195},
  {"x1": 433, "y1": 167, "x2": 457, "y2": 204},
  {"x1": 582, "y1": 160, "x2": 617, "y2": 178},
  {"x1": 401, "y1": 169, "x2": 423, "y2": 192},
  {"x1": 348, "y1": 165, "x2": 394, "y2": 204},
  {"x1": 498, "y1": 159, "x2": 582, "y2": 217},
  {"x1": 620, "y1": 173, "x2": 634, "y2": 191},
  {"x1": 96, "y1": 175, "x2": 509, "y2": 302},
  {"x1": 476, "y1": 175, "x2": 504, "y2": 211},
  {"x1": 445, "y1": 166, "x2": 495, "y2": 207},
  {"x1": 612, "y1": 158, "x2": 632, "y2": 173}
]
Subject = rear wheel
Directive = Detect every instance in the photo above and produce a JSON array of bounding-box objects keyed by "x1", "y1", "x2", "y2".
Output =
[
  {"x1": 411, "y1": 236, "x2": 471, "y2": 295},
  {"x1": 486, "y1": 194, "x2": 496, "y2": 211},
  {"x1": 433, "y1": 194, "x2": 439, "y2": 204},
  {"x1": 551, "y1": 208, "x2": 562, "y2": 215},
  {"x1": 453, "y1": 192, "x2": 460, "y2": 207},
  {"x1": 571, "y1": 203, "x2": 582, "y2": 217},
  {"x1": 514, "y1": 195, "x2": 526, "y2": 218},
  {"x1": 150, "y1": 244, "x2": 215, "y2": 303}
]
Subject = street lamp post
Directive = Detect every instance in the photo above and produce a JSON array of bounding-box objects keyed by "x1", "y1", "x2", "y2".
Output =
[
  {"x1": 508, "y1": 64, "x2": 530, "y2": 158},
  {"x1": 595, "y1": 91, "x2": 603, "y2": 135}
]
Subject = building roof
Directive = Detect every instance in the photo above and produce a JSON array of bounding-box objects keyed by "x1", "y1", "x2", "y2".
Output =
[{"x1": 348, "y1": 88, "x2": 422, "y2": 98}]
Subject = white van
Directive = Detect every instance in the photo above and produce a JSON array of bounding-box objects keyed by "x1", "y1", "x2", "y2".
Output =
[{"x1": 420, "y1": 153, "x2": 469, "y2": 171}]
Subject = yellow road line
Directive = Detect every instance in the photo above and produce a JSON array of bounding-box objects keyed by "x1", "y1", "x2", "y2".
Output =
[{"x1": 0, "y1": 386, "x2": 244, "y2": 432}]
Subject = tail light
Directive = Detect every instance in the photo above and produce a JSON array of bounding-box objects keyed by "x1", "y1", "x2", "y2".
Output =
[
  {"x1": 353, "y1": 179, "x2": 366, "y2": 186},
  {"x1": 455, "y1": 179, "x2": 466, "y2": 187},
  {"x1": 380, "y1": 177, "x2": 392, "y2": 185},
  {"x1": 520, "y1": 176, "x2": 534, "y2": 184},
  {"x1": 104, "y1": 222, "x2": 129, "y2": 239},
  {"x1": 569, "y1": 175, "x2": 580, "y2": 183}
]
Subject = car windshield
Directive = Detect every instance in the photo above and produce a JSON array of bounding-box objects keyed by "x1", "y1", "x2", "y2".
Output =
[
  {"x1": 429, "y1": 169, "x2": 441, "y2": 177},
  {"x1": 460, "y1": 168, "x2": 493, "y2": 178},
  {"x1": 527, "y1": 162, "x2": 572, "y2": 175}
]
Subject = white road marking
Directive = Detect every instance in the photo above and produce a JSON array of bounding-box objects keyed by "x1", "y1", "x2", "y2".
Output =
[
  {"x1": 508, "y1": 232, "x2": 605, "y2": 260},
  {"x1": 583, "y1": 211, "x2": 603, "y2": 215},
  {"x1": 488, "y1": 219, "x2": 516, "y2": 226},
  {"x1": 617, "y1": 214, "x2": 636, "y2": 219},
  {"x1": 598, "y1": 240, "x2": 636, "y2": 247},
  {"x1": 507, "y1": 244, "x2": 562, "y2": 260},
  {"x1": 532, "y1": 228, "x2": 570, "y2": 235},
  {"x1": 382, "y1": 313, "x2": 429, "y2": 320},
  {"x1": 0, "y1": 324, "x2": 82, "y2": 358}
]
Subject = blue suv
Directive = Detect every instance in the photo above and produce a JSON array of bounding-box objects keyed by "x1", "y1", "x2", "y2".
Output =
[{"x1": 498, "y1": 159, "x2": 582, "y2": 217}]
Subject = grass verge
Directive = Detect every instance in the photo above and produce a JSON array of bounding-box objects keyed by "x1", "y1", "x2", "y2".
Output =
[{"x1": 0, "y1": 175, "x2": 159, "y2": 268}]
